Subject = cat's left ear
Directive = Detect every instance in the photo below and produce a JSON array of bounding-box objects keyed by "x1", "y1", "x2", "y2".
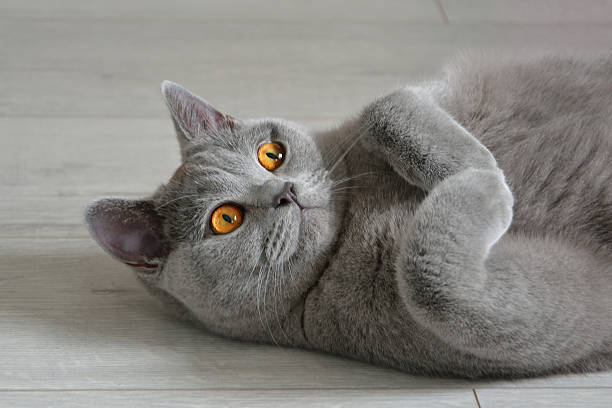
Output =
[
  {"x1": 85, "y1": 198, "x2": 170, "y2": 271},
  {"x1": 161, "y1": 81, "x2": 235, "y2": 152}
]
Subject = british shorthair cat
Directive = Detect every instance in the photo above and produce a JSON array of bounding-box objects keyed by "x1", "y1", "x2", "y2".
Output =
[{"x1": 86, "y1": 55, "x2": 612, "y2": 378}]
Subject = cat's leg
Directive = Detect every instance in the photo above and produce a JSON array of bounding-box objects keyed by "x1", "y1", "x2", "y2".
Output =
[
  {"x1": 360, "y1": 86, "x2": 498, "y2": 191},
  {"x1": 397, "y1": 167, "x2": 612, "y2": 368},
  {"x1": 362, "y1": 87, "x2": 612, "y2": 369}
]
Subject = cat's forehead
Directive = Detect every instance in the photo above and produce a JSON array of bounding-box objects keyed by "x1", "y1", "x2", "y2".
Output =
[
  {"x1": 181, "y1": 163, "x2": 250, "y2": 195},
  {"x1": 244, "y1": 118, "x2": 306, "y2": 137},
  {"x1": 182, "y1": 119, "x2": 303, "y2": 161},
  {"x1": 160, "y1": 117, "x2": 312, "y2": 200},
  {"x1": 236, "y1": 118, "x2": 310, "y2": 148}
]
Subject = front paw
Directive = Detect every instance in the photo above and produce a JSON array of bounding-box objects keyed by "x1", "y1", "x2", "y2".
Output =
[
  {"x1": 360, "y1": 89, "x2": 419, "y2": 151},
  {"x1": 360, "y1": 88, "x2": 498, "y2": 190},
  {"x1": 443, "y1": 168, "x2": 514, "y2": 246}
]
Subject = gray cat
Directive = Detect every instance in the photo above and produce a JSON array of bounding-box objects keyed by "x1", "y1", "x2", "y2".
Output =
[{"x1": 85, "y1": 55, "x2": 612, "y2": 378}]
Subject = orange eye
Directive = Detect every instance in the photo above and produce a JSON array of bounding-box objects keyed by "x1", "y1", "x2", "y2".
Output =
[
  {"x1": 257, "y1": 142, "x2": 285, "y2": 171},
  {"x1": 210, "y1": 204, "x2": 243, "y2": 235}
]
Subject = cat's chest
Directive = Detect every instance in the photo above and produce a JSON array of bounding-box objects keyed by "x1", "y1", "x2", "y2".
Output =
[
  {"x1": 330, "y1": 178, "x2": 422, "y2": 286},
  {"x1": 302, "y1": 171, "x2": 429, "y2": 355},
  {"x1": 311, "y1": 155, "x2": 425, "y2": 313},
  {"x1": 336, "y1": 148, "x2": 425, "y2": 257},
  {"x1": 300, "y1": 151, "x2": 440, "y2": 359}
]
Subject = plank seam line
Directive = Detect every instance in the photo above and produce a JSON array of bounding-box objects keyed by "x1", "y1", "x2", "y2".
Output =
[
  {"x1": 1, "y1": 386, "x2": 610, "y2": 393},
  {"x1": 0, "y1": 387, "x2": 476, "y2": 392},
  {"x1": 472, "y1": 388, "x2": 482, "y2": 408},
  {"x1": 432, "y1": 0, "x2": 449, "y2": 24}
]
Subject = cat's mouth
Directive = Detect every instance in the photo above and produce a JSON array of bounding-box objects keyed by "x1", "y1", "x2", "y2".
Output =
[
  {"x1": 281, "y1": 198, "x2": 311, "y2": 221},
  {"x1": 291, "y1": 196, "x2": 307, "y2": 212},
  {"x1": 297, "y1": 201, "x2": 320, "y2": 215},
  {"x1": 296, "y1": 202, "x2": 322, "y2": 218},
  {"x1": 279, "y1": 179, "x2": 331, "y2": 218},
  {"x1": 277, "y1": 182, "x2": 308, "y2": 211},
  {"x1": 278, "y1": 186, "x2": 318, "y2": 216}
]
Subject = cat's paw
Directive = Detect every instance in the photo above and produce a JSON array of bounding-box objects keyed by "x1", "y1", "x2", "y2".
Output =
[
  {"x1": 360, "y1": 89, "x2": 420, "y2": 150},
  {"x1": 433, "y1": 168, "x2": 513, "y2": 249},
  {"x1": 360, "y1": 87, "x2": 499, "y2": 191},
  {"x1": 455, "y1": 168, "x2": 514, "y2": 244}
]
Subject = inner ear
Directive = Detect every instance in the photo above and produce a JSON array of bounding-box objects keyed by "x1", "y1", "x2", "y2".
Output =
[
  {"x1": 85, "y1": 198, "x2": 170, "y2": 269},
  {"x1": 161, "y1": 81, "x2": 235, "y2": 149}
]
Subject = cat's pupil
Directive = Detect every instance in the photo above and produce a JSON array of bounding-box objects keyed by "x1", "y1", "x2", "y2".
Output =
[
  {"x1": 266, "y1": 152, "x2": 278, "y2": 160},
  {"x1": 222, "y1": 214, "x2": 233, "y2": 224}
]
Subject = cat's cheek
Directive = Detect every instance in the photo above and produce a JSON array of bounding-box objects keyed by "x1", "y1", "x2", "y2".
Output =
[{"x1": 154, "y1": 246, "x2": 193, "y2": 298}]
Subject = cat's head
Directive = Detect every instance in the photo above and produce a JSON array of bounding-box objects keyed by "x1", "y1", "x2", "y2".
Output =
[{"x1": 85, "y1": 82, "x2": 345, "y2": 341}]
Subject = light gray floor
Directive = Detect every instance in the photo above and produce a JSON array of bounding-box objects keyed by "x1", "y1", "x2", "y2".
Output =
[{"x1": 2, "y1": 1, "x2": 612, "y2": 407}]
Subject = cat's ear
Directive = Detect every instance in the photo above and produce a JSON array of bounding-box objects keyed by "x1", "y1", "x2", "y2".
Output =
[
  {"x1": 161, "y1": 81, "x2": 235, "y2": 150},
  {"x1": 85, "y1": 198, "x2": 170, "y2": 270}
]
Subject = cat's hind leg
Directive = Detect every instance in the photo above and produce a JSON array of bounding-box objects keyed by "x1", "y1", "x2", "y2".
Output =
[
  {"x1": 361, "y1": 85, "x2": 612, "y2": 373},
  {"x1": 396, "y1": 167, "x2": 612, "y2": 374}
]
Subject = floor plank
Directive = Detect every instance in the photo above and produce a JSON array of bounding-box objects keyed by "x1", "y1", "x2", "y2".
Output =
[
  {"x1": 0, "y1": 118, "x2": 181, "y2": 196},
  {"x1": 3, "y1": 20, "x2": 612, "y2": 119},
  {"x1": 0, "y1": 238, "x2": 471, "y2": 390},
  {"x1": 1, "y1": 238, "x2": 610, "y2": 391},
  {"x1": 441, "y1": 0, "x2": 612, "y2": 23},
  {"x1": 484, "y1": 372, "x2": 612, "y2": 388},
  {"x1": 2, "y1": 0, "x2": 612, "y2": 405},
  {"x1": 0, "y1": 0, "x2": 441, "y2": 22},
  {"x1": 0, "y1": 118, "x2": 331, "y2": 197},
  {"x1": 0, "y1": 196, "x2": 94, "y2": 238},
  {"x1": 476, "y1": 388, "x2": 612, "y2": 408},
  {"x1": 0, "y1": 389, "x2": 478, "y2": 408}
]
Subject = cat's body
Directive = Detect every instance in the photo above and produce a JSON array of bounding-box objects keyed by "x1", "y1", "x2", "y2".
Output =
[
  {"x1": 302, "y1": 56, "x2": 612, "y2": 377},
  {"x1": 86, "y1": 55, "x2": 612, "y2": 378}
]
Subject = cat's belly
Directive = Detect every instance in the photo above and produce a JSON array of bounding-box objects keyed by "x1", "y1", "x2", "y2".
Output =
[
  {"x1": 301, "y1": 173, "x2": 483, "y2": 375},
  {"x1": 437, "y1": 57, "x2": 612, "y2": 252},
  {"x1": 302, "y1": 218, "x2": 481, "y2": 375}
]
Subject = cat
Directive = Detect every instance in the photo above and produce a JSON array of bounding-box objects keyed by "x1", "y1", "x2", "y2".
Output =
[{"x1": 85, "y1": 55, "x2": 612, "y2": 378}]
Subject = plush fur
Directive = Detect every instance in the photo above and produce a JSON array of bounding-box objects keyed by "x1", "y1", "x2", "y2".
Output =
[{"x1": 85, "y1": 55, "x2": 612, "y2": 378}]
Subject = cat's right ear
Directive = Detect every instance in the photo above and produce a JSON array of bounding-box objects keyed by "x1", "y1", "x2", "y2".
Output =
[
  {"x1": 161, "y1": 81, "x2": 235, "y2": 155},
  {"x1": 84, "y1": 198, "x2": 170, "y2": 271}
]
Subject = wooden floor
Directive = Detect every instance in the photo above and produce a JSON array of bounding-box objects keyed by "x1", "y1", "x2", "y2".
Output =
[{"x1": 2, "y1": 0, "x2": 612, "y2": 406}]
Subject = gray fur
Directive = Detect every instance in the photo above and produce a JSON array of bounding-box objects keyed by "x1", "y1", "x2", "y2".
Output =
[{"x1": 85, "y1": 56, "x2": 612, "y2": 378}]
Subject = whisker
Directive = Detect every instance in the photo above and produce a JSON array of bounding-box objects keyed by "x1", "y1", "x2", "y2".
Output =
[
  {"x1": 323, "y1": 133, "x2": 354, "y2": 172},
  {"x1": 323, "y1": 121, "x2": 369, "y2": 168},
  {"x1": 327, "y1": 122, "x2": 374, "y2": 175},
  {"x1": 255, "y1": 264, "x2": 267, "y2": 341},
  {"x1": 156, "y1": 194, "x2": 202, "y2": 209},
  {"x1": 322, "y1": 121, "x2": 365, "y2": 170},
  {"x1": 245, "y1": 247, "x2": 265, "y2": 295},
  {"x1": 330, "y1": 186, "x2": 372, "y2": 193},
  {"x1": 330, "y1": 171, "x2": 376, "y2": 188},
  {"x1": 261, "y1": 262, "x2": 280, "y2": 347},
  {"x1": 271, "y1": 263, "x2": 290, "y2": 344}
]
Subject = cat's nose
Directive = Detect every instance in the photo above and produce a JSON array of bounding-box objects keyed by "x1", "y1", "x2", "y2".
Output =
[{"x1": 274, "y1": 182, "x2": 298, "y2": 208}]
